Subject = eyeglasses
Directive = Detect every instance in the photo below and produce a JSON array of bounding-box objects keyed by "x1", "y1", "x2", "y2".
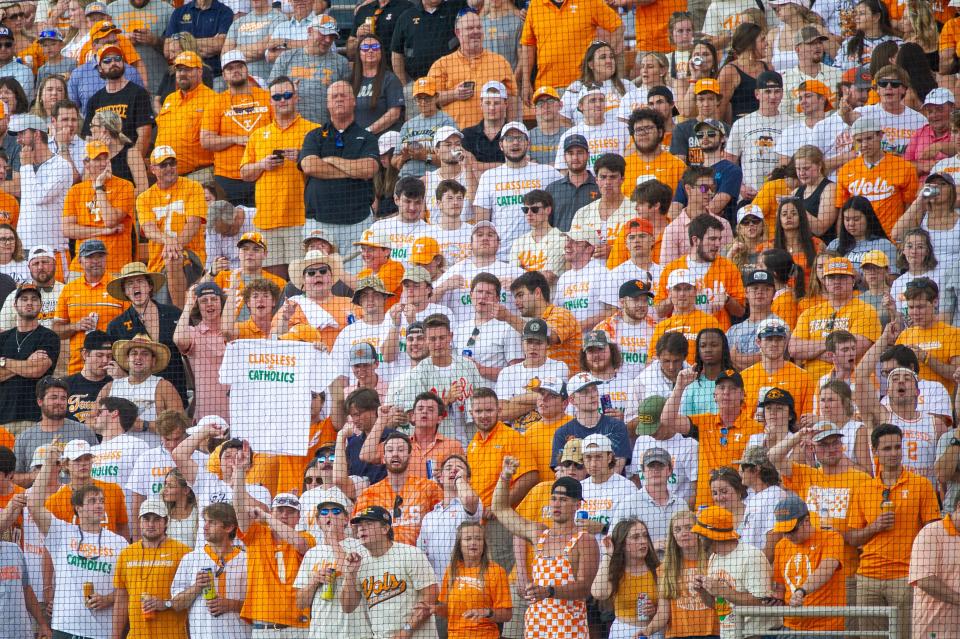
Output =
[
  {"x1": 503, "y1": 134, "x2": 526, "y2": 143},
  {"x1": 271, "y1": 91, "x2": 294, "y2": 101},
  {"x1": 393, "y1": 494, "x2": 403, "y2": 519},
  {"x1": 100, "y1": 55, "x2": 123, "y2": 64},
  {"x1": 521, "y1": 205, "x2": 544, "y2": 214},
  {"x1": 335, "y1": 131, "x2": 344, "y2": 149},
  {"x1": 0, "y1": 236, "x2": 15, "y2": 244},
  {"x1": 633, "y1": 125, "x2": 658, "y2": 135},
  {"x1": 695, "y1": 131, "x2": 719, "y2": 140},
  {"x1": 318, "y1": 506, "x2": 344, "y2": 516},
  {"x1": 695, "y1": 184, "x2": 716, "y2": 194},
  {"x1": 303, "y1": 475, "x2": 323, "y2": 485},
  {"x1": 315, "y1": 453, "x2": 335, "y2": 463},
  {"x1": 304, "y1": 266, "x2": 330, "y2": 277},
  {"x1": 359, "y1": 42, "x2": 381, "y2": 52},
  {"x1": 466, "y1": 326, "x2": 479, "y2": 348},
  {"x1": 876, "y1": 80, "x2": 903, "y2": 89}
]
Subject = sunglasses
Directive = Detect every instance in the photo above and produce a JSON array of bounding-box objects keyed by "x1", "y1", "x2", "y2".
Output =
[
  {"x1": 739, "y1": 217, "x2": 762, "y2": 226},
  {"x1": 876, "y1": 80, "x2": 903, "y2": 89},
  {"x1": 100, "y1": 55, "x2": 123, "y2": 64},
  {"x1": 695, "y1": 131, "x2": 719, "y2": 140},
  {"x1": 560, "y1": 460, "x2": 585, "y2": 470},
  {"x1": 303, "y1": 476, "x2": 323, "y2": 485},
  {"x1": 359, "y1": 42, "x2": 381, "y2": 52},
  {"x1": 318, "y1": 506, "x2": 344, "y2": 516},
  {"x1": 466, "y1": 326, "x2": 479, "y2": 348},
  {"x1": 315, "y1": 453, "x2": 335, "y2": 463},
  {"x1": 695, "y1": 184, "x2": 716, "y2": 194},
  {"x1": 0, "y1": 42, "x2": 14, "y2": 49},
  {"x1": 157, "y1": 159, "x2": 177, "y2": 168},
  {"x1": 271, "y1": 91, "x2": 294, "y2": 101},
  {"x1": 521, "y1": 205, "x2": 544, "y2": 214},
  {"x1": 304, "y1": 266, "x2": 330, "y2": 277}
]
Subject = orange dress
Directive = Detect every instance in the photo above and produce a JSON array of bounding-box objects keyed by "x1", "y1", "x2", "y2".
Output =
[{"x1": 525, "y1": 530, "x2": 588, "y2": 639}]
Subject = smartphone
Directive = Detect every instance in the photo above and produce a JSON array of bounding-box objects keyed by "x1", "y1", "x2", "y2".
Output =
[
  {"x1": 463, "y1": 80, "x2": 475, "y2": 91},
  {"x1": 272, "y1": 149, "x2": 284, "y2": 160}
]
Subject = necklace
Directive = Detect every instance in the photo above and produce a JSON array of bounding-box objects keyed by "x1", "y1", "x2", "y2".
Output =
[{"x1": 14, "y1": 326, "x2": 38, "y2": 352}]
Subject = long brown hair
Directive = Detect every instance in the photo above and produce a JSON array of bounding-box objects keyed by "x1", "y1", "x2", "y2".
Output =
[
  {"x1": 352, "y1": 34, "x2": 387, "y2": 108},
  {"x1": 445, "y1": 521, "x2": 490, "y2": 591},
  {"x1": 605, "y1": 519, "x2": 660, "y2": 601},
  {"x1": 660, "y1": 511, "x2": 709, "y2": 600}
]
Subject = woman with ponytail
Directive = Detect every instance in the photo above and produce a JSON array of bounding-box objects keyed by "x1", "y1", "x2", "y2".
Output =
[
  {"x1": 833, "y1": 0, "x2": 901, "y2": 70},
  {"x1": 717, "y1": 22, "x2": 771, "y2": 122}
]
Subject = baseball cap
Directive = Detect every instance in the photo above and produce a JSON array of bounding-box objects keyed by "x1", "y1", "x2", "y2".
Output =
[
  {"x1": 532, "y1": 86, "x2": 560, "y2": 103},
  {"x1": 760, "y1": 387, "x2": 795, "y2": 412},
  {"x1": 481, "y1": 80, "x2": 508, "y2": 99},
  {"x1": 578, "y1": 84, "x2": 605, "y2": 102},
  {"x1": 221, "y1": 49, "x2": 247, "y2": 68},
  {"x1": 38, "y1": 29, "x2": 64, "y2": 42},
  {"x1": 150, "y1": 145, "x2": 177, "y2": 164},
  {"x1": 353, "y1": 228, "x2": 391, "y2": 249},
  {"x1": 924, "y1": 87, "x2": 955, "y2": 106},
  {"x1": 522, "y1": 318, "x2": 550, "y2": 342},
  {"x1": 756, "y1": 70, "x2": 783, "y2": 89},
  {"x1": 79, "y1": 239, "x2": 107, "y2": 257},
  {"x1": 648, "y1": 85, "x2": 675, "y2": 104},
  {"x1": 732, "y1": 445, "x2": 772, "y2": 467},
  {"x1": 797, "y1": 79, "x2": 833, "y2": 112},
  {"x1": 551, "y1": 476, "x2": 583, "y2": 501},
  {"x1": 471, "y1": 220, "x2": 500, "y2": 237},
  {"x1": 531, "y1": 376, "x2": 567, "y2": 399},
  {"x1": 9, "y1": 114, "x2": 48, "y2": 134},
  {"x1": 237, "y1": 231, "x2": 266, "y2": 249},
  {"x1": 85, "y1": 2, "x2": 109, "y2": 15},
  {"x1": 413, "y1": 77, "x2": 438, "y2": 97},
  {"x1": 14, "y1": 282, "x2": 41, "y2": 301},
  {"x1": 559, "y1": 438, "x2": 583, "y2": 465},
  {"x1": 859, "y1": 249, "x2": 890, "y2": 268},
  {"x1": 89, "y1": 19, "x2": 118, "y2": 39},
  {"x1": 925, "y1": 172, "x2": 957, "y2": 186},
  {"x1": 667, "y1": 269, "x2": 696, "y2": 289},
  {"x1": 349, "y1": 342, "x2": 378, "y2": 365},
  {"x1": 563, "y1": 134, "x2": 589, "y2": 151},
  {"x1": 794, "y1": 25, "x2": 828, "y2": 46},
  {"x1": 694, "y1": 118, "x2": 727, "y2": 136},
  {"x1": 566, "y1": 225, "x2": 597, "y2": 246},
  {"x1": 410, "y1": 236, "x2": 440, "y2": 265},
  {"x1": 772, "y1": 494, "x2": 809, "y2": 533},
  {"x1": 500, "y1": 121, "x2": 529, "y2": 138},
  {"x1": 351, "y1": 276, "x2": 394, "y2": 303},
  {"x1": 635, "y1": 395, "x2": 666, "y2": 436},
  {"x1": 351, "y1": 505, "x2": 392, "y2": 526},
  {"x1": 194, "y1": 281, "x2": 225, "y2": 300},
  {"x1": 850, "y1": 116, "x2": 882, "y2": 137},
  {"x1": 30, "y1": 445, "x2": 51, "y2": 469},
  {"x1": 82, "y1": 330, "x2": 112, "y2": 351},
  {"x1": 311, "y1": 14, "x2": 338, "y2": 35},
  {"x1": 581, "y1": 433, "x2": 613, "y2": 454},
  {"x1": 756, "y1": 317, "x2": 789, "y2": 339},
  {"x1": 0, "y1": 26, "x2": 11, "y2": 40},
  {"x1": 848, "y1": 64, "x2": 872, "y2": 90},
  {"x1": 822, "y1": 256, "x2": 857, "y2": 277},
  {"x1": 694, "y1": 78, "x2": 721, "y2": 95},
  {"x1": 619, "y1": 279, "x2": 654, "y2": 299},
  {"x1": 401, "y1": 265, "x2": 432, "y2": 284},
  {"x1": 316, "y1": 487, "x2": 351, "y2": 511},
  {"x1": 737, "y1": 204, "x2": 764, "y2": 224},
  {"x1": 63, "y1": 440, "x2": 94, "y2": 461},
  {"x1": 743, "y1": 269, "x2": 775, "y2": 287},
  {"x1": 377, "y1": 130, "x2": 401, "y2": 155},
  {"x1": 623, "y1": 217, "x2": 654, "y2": 237},
  {"x1": 173, "y1": 51, "x2": 202, "y2": 69},
  {"x1": 302, "y1": 227, "x2": 338, "y2": 252},
  {"x1": 85, "y1": 140, "x2": 109, "y2": 160},
  {"x1": 432, "y1": 126, "x2": 463, "y2": 147},
  {"x1": 691, "y1": 506, "x2": 739, "y2": 541},
  {"x1": 812, "y1": 420, "x2": 845, "y2": 442},
  {"x1": 567, "y1": 372, "x2": 602, "y2": 395},
  {"x1": 27, "y1": 245, "x2": 56, "y2": 263},
  {"x1": 643, "y1": 447, "x2": 672, "y2": 467},
  {"x1": 715, "y1": 368, "x2": 744, "y2": 389},
  {"x1": 271, "y1": 492, "x2": 302, "y2": 511},
  {"x1": 96, "y1": 43, "x2": 123, "y2": 63},
  {"x1": 583, "y1": 330, "x2": 610, "y2": 350},
  {"x1": 407, "y1": 321, "x2": 426, "y2": 336},
  {"x1": 139, "y1": 497, "x2": 169, "y2": 518}
]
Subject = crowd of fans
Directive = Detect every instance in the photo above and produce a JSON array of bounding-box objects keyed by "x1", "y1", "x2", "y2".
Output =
[{"x1": 0, "y1": 0, "x2": 960, "y2": 638}]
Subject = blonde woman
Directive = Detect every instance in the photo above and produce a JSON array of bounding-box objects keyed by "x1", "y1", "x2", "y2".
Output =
[
  {"x1": 89, "y1": 109, "x2": 149, "y2": 195},
  {"x1": 563, "y1": 40, "x2": 643, "y2": 124}
]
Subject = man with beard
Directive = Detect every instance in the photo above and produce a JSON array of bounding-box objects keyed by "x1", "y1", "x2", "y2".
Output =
[
  {"x1": 668, "y1": 119, "x2": 743, "y2": 229},
  {"x1": 781, "y1": 26, "x2": 841, "y2": 120},
  {"x1": 155, "y1": 51, "x2": 215, "y2": 178},
  {"x1": 113, "y1": 498, "x2": 190, "y2": 638},
  {"x1": 12, "y1": 378, "x2": 96, "y2": 486},
  {"x1": 65, "y1": 330, "x2": 114, "y2": 425},
  {"x1": 353, "y1": 430, "x2": 442, "y2": 544},
  {"x1": 0, "y1": 246, "x2": 63, "y2": 330},
  {"x1": 546, "y1": 133, "x2": 600, "y2": 233},
  {"x1": 622, "y1": 108, "x2": 686, "y2": 202},
  {"x1": 81, "y1": 44, "x2": 155, "y2": 157},
  {"x1": 473, "y1": 121, "x2": 562, "y2": 261},
  {"x1": 503, "y1": 270, "x2": 581, "y2": 372},
  {"x1": 0, "y1": 285, "x2": 61, "y2": 433},
  {"x1": 594, "y1": 279, "x2": 656, "y2": 379},
  {"x1": 66, "y1": 21, "x2": 146, "y2": 116},
  {"x1": 107, "y1": 0, "x2": 174, "y2": 95},
  {"x1": 98, "y1": 334, "x2": 183, "y2": 432}
]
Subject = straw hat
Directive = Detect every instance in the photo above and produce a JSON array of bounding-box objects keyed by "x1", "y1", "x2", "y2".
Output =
[
  {"x1": 289, "y1": 250, "x2": 341, "y2": 290},
  {"x1": 106, "y1": 262, "x2": 166, "y2": 302},
  {"x1": 112, "y1": 334, "x2": 171, "y2": 373}
]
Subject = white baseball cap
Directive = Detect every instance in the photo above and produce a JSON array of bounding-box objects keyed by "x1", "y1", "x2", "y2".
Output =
[
  {"x1": 581, "y1": 433, "x2": 614, "y2": 454},
  {"x1": 567, "y1": 372, "x2": 602, "y2": 395},
  {"x1": 432, "y1": 125, "x2": 463, "y2": 147},
  {"x1": 62, "y1": 440, "x2": 94, "y2": 461},
  {"x1": 480, "y1": 80, "x2": 507, "y2": 99},
  {"x1": 500, "y1": 121, "x2": 529, "y2": 138},
  {"x1": 667, "y1": 269, "x2": 696, "y2": 289}
]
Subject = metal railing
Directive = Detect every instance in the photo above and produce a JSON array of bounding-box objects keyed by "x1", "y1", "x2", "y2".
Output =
[{"x1": 731, "y1": 605, "x2": 899, "y2": 639}]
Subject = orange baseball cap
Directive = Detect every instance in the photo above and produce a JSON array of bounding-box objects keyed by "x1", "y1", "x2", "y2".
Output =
[
  {"x1": 413, "y1": 77, "x2": 438, "y2": 97},
  {"x1": 96, "y1": 43, "x2": 123, "y2": 63},
  {"x1": 173, "y1": 51, "x2": 202, "y2": 69},
  {"x1": 822, "y1": 256, "x2": 857, "y2": 277},
  {"x1": 691, "y1": 506, "x2": 739, "y2": 541},
  {"x1": 796, "y1": 79, "x2": 833, "y2": 112},
  {"x1": 623, "y1": 217, "x2": 654, "y2": 237},
  {"x1": 410, "y1": 236, "x2": 440, "y2": 265},
  {"x1": 85, "y1": 141, "x2": 109, "y2": 160},
  {"x1": 532, "y1": 86, "x2": 561, "y2": 103},
  {"x1": 89, "y1": 20, "x2": 120, "y2": 41},
  {"x1": 237, "y1": 231, "x2": 267, "y2": 249},
  {"x1": 694, "y1": 78, "x2": 721, "y2": 95}
]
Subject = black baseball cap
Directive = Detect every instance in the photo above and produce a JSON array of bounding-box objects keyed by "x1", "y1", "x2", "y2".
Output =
[
  {"x1": 715, "y1": 368, "x2": 744, "y2": 389},
  {"x1": 82, "y1": 330, "x2": 113, "y2": 351},
  {"x1": 523, "y1": 318, "x2": 550, "y2": 342},
  {"x1": 760, "y1": 387, "x2": 795, "y2": 411},
  {"x1": 563, "y1": 134, "x2": 589, "y2": 151},
  {"x1": 350, "y1": 505, "x2": 392, "y2": 526},
  {"x1": 648, "y1": 85, "x2": 675, "y2": 103},
  {"x1": 551, "y1": 476, "x2": 583, "y2": 501},
  {"x1": 756, "y1": 70, "x2": 784, "y2": 89},
  {"x1": 619, "y1": 279, "x2": 655, "y2": 298},
  {"x1": 743, "y1": 269, "x2": 775, "y2": 287}
]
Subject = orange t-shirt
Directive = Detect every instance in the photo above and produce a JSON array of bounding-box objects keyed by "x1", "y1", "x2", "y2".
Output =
[
  {"x1": 941, "y1": 16, "x2": 960, "y2": 52},
  {"x1": 240, "y1": 521, "x2": 314, "y2": 627},
  {"x1": 740, "y1": 361, "x2": 816, "y2": 417},
  {"x1": 688, "y1": 412, "x2": 764, "y2": 509},
  {"x1": 155, "y1": 83, "x2": 216, "y2": 175},
  {"x1": 897, "y1": 322, "x2": 960, "y2": 393},
  {"x1": 772, "y1": 289, "x2": 800, "y2": 331},
  {"x1": 114, "y1": 538, "x2": 190, "y2": 639},
  {"x1": 634, "y1": 0, "x2": 685, "y2": 52},
  {"x1": 438, "y1": 562, "x2": 511, "y2": 639},
  {"x1": 848, "y1": 469, "x2": 940, "y2": 579},
  {"x1": 249, "y1": 419, "x2": 337, "y2": 495},
  {"x1": 135, "y1": 176, "x2": 207, "y2": 272},
  {"x1": 0, "y1": 484, "x2": 25, "y2": 545},
  {"x1": 467, "y1": 421, "x2": 537, "y2": 507},
  {"x1": 773, "y1": 529, "x2": 846, "y2": 631},
  {"x1": 622, "y1": 151, "x2": 687, "y2": 200},
  {"x1": 45, "y1": 480, "x2": 129, "y2": 534},
  {"x1": 522, "y1": 414, "x2": 574, "y2": 480},
  {"x1": 657, "y1": 255, "x2": 746, "y2": 331},
  {"x1": 353, "y1": 474, "x2": 442, "y2": 545},
  {"x1": 55, "y1": 277, "x2": 127, "y2": 373},
  {"x1": 63, "y1": 177, "x2": 135, "y2": 274},
  {"x1": 542, "y1": 304, "x2": 582, "y2": 373},
  {"x1": 835, "y1": 153, "x2": 919, "y2": 237},
  {"x1": 648, "y1": 309, "x2": 721, "y2": 365},
  {"x1": 666, "y1": 556, "x2": 719, "y2": 638},
  {"x1": 201, "y1": 86, "x2": 273, "y2": 180}
]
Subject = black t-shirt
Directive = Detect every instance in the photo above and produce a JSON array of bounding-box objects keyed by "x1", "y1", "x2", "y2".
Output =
[
  {"x1": 390, "y1": 0, "x2": 465, "y2": 80},
  {"x1": 65, "y1": 372, "x2": 112, "y2": 425},
  {"x1": 461, "y1": 121, "x2": 504, "y2": 164},
  {"x1": 299, "y1": 121, "x2": 379, "y2": 225},
  {"x1": 81, "y1": 81, "x2": 156, "y2": 144},
  {"x1": 0, "y1": 325, "x2": 60, "y2": 424},
  {"x1": 0, "y1": 273, "x2": 14, "y2": 309},
  {"x1": 353, "y1": 0, "x2": 413, "y2": 69}
]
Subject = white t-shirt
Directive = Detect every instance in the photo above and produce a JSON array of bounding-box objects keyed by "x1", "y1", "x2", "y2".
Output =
[
  {"x1": 581, "y1": 473, "x2": 638, "y2": 536},
  {"x1": 726, "y1": 111, "x2": 794, "y2": 190},
  {"x1": 293, "y1": 538, "x2": 373, "y2": 639},
  {"x1": 625, "y1": 360, "x2": 680, "y2": 424},
  {"x1": 473, "y1": 162, "x2": 563, "y2": 260},
  {"x1": 560, "y1": 78, "x2": 644, "y2": 124},
  {"x1": 811, "y1": 112, "x2": 852, "y2": 181},
  {"x1": 703, "y1": 0, "x2": 762, "y2": 37},
  {"x1": 775, "y1": 120, "x2": 818, "y2": 159},
  {"x1": 170, "y1": 544, "x2": 250, "y2": 639},
  {"x1": 424, "y1": 224, "x2": 473, "y2": 266},
  {"x1": 410, "y1": 355, "x2": 485, "y2": 445},
  {"x1": 708, "y1": 543, "x2": 778, "y2": 639},
  {"x1": 452, "y1": 317, "x2": 523, "y2": 382},
  {"x1": 739, "y1": 485, "x2": 788, "y2": 550},
  {"x1": 369, "y1": 217, "x2": 432, "y2": 264},
  {"x1": 555, "y1": 261, "x2": 617, "y2": 323},
  {"x1": 626, "y1": 433, "x2": 698, "y2": 505},
  {"x1": 434, "y1": 258, "x2": 523, "y2": 324},
  {"x1": 91, "y1": 433, "x2": 150, "y2": 487},
  {"x1": 191, "y1": 468, "x2": 271, "y2": 545},
  {"x1": 126, "y1": 446, "x2": 209, "y2": 498},
  {"x1": 597, "y1": 314, "x2": 655, "y2": 380},
  {"x1": 554, "y1": 120, "x2": 632, "y2": 172},
  {"x1": 605, "y1": 260, "x2": 662, "y2": 307},
  {"x1": 417, "y1": 498, "x2": 482, "y2": 579},
  {"x1": 330, "y1": 318, "x2": 397, "y2": 382},
  {"x1": 46, "y1": 518, "x2": 128, "y2": 639},
  {"x1": 496, "y1": 358, "x2": 569, "y2": 400},
  {"x1": 352, "y1": 543, "x2": 438, "y2": 639},
  {"x1": 854, "y1": 104, "x2": 928, "y2": 156},
  {"x1": 220, "y1": 339, "x2": 336, "y2": 455},
  {"x1": 382, "y1": 303, "x2": 455, "y2": 373}
]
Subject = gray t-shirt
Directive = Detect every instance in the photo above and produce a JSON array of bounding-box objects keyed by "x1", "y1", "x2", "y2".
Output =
[
  {"x1": 13, "y1": 420, "x2": 97, "y2": 473},
  {"x1": 397, "y1": 111, "x2": 455, "y2": 178},
  {"x1": 107, "y1": 0, "x2": 175, "y2": 95},
  {"x1": 528, "y1": 125, "x2": 563, "y2": 166},
  {"x1": 481, "y1": 14, "x2": 523, "y2": 68},
  {"x1": 223, "y1": 8, "x2": 285, "y2": 80},
  {"x1": 37, "y1": 58, "x2": 77, "y2": 85},
  {"x1": 0, "y1": 542, "x2": 33, "y2": 636},
  {"x1": 269, "y1": 49, "x2": 351, "y2": 124}
]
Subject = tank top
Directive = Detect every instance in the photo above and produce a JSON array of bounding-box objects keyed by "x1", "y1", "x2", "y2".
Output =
[
  {"x1": 770, "y1": 27, "x2": 798, "y2": 72},
  {"x1": 109, "y1": 145, "x2": 135, "y2": 185},
  {"x1": 108, "y1": 375, "x2": 162, "y2": 422},
  {"x1": 612, "y1": 568, "x2": 658, "y2": 625},
  {"x1": 525, "y1": 529, "x2": 589, "y2": 639},
  {"x1": 887, "y1": 410, "x2": 938, "y2": 484},
  {"x1": 728, "y1": 61, "x2": 770, "y2": 122},
  {"x1": 794, "y1": 178, "x2": 836, "y2": 244}
]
